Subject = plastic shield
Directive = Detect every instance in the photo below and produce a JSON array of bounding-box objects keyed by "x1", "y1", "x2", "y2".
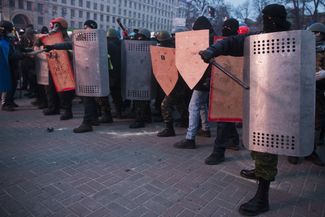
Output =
[
  {"x1": 175, "y1": 30, "x2": 209, "y2": 89},
  {"x1": 40, "y1": 32, "x2": 75, "y2": 92},
  {"x1": 209, "y1": 56, "x2": 244, "y2": 122},
  {"x1": 243, "y1": 30, "x2": 315, "y2": 156},
  {"x1": 73, "y1": 29, "x2": 109, "y2": 97},
  {"x1": 150, "y1": 46, "x2": 178, "y2": 96}
]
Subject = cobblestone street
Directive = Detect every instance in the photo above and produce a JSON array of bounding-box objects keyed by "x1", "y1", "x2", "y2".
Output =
[{"x1": 0, "y1": 97, "x2": 324, "y2": 217}]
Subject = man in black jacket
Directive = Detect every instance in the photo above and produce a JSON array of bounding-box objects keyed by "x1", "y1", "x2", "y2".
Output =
[{"x1": 200, "y1": 4, "x2": 291, "y2": 216}]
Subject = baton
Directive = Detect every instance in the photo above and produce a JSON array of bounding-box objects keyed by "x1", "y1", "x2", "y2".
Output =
[
  {"x1": 210, "y1": 59, "x2": 249, "y2": 90},
  {"x1": 24, "y1": 49, "x2": 46, "y2": 56}
]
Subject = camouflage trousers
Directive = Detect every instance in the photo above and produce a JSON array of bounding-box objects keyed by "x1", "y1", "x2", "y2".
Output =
[
  {"x1": 161, "y1": 89, "x2": 189, "y2": 126},
  {"x1": 251, "y1": 151, "x2": 278, "y2": 181}
]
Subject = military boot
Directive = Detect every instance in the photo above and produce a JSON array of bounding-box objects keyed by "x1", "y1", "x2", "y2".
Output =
[
  {"x1": 305, "y1": 151, "x2": 325, "y2": 166},
  {"x1": 99, "y1": 113, "x2": 113, "y2": 123},
  {"x1": 240, "y1": 169, "x2": 257, "y2": 180},
  {"x1": 157, "y1": 123, "x2": 175, "y2": 137},
  {"x1": 204, "y1": 151, "x2": 225, "y2": 165},
  {"x1": 73, "y1": 123, "x2": 93, "y2": 133},
  {"x1": 60, "y1": 109, "x2": 73, "y2": 120},
  {"x1": 43, "y1": 108, "x2": 59, "y2": 115},
  {"x1": 173, "y1": 139, "x2": 196, "y2": 149},
  {"x1": 239, "y1": 178, "x2": 270, "y2": 216}
]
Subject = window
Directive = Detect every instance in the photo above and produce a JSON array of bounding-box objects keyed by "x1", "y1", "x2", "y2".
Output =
[
  {"x1": 62, "y1": 7, "x2": 67, "y2": 16},
  {"x1": 106, "y1": 16, "x2": 110, "y2": 22},
  {"x1": 86, "y1": 12, "x2": 90, "y2": 19},
  {"x1": 27, "y1": 1, "x2": 32, "y2": 10},
  {"x1": 37, "y1": 3, "x2": 43, "y2": 13},
  {"x1": 71, "y1": 0, "x2": 75, "y2": 5},
  {"x1": 71, "y1": 9, "x2": 75, "y2": 18},
  {"x1": 79, "y1": 22, "x2": 82, "y2": 28},
  {"x1": 9, "y1": 0, "x2": 15, "y2": 7},
  {"x1": 113, "y1": 7, "x2": 116, "y2": 14},
  {"x1": 79, "y1": 10, "x2": 83, "y2": 18},
  {"x1": 100, "y1": 14, "x2": 103, "y2": 21},
  {"x1": 112, "y1": 17, "x2": 115, "y2": 23},
  {"x1": 18, "y1": 0, "x2": 24, "y2": 9},
  {"x1": 78, "y1": 0, "x2": 83, "y2": 7},
  {"x1": 100, "y1": 4, "x2": 104, "y2": 11},
  {"x1": 106, "y1": 6, "x2": 110, "y2": 12},
  {"x1": 71, "y1": 21, "x2": 75, "y2": 28},
  {"x1": 62, "y1": 0, "x2": 66, "y2": 4},
  {"x1": 37, "y1": 16, "x2": 43, "y2": 25},
  {"x1": 52, "y1": 6, "x2": 57, "y2": 16},
  {"x1": 94, "y1": 13, "x2": 97, "y2": 20},
  {"x1": 93, "y1": 2, "x2": 97, "y2": 10},
  {"x1": 86, "y1": 1, "x2": 90, "y2": 8}
]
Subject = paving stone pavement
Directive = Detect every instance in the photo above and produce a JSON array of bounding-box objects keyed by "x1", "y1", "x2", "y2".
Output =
[{"x1": 0, "y1": 97, "x2": 324, "y2": 217}]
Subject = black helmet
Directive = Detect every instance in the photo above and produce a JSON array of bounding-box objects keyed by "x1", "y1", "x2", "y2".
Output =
[
  {"x1": 137, "y1": 28, "x2": 150, "y2": 39},
  {"x1": 107, "y1": 28, "x2": 119, "y2": 38},
  {"x1": 84, "y1": 20, "x2": 97, "y2": 29},
  {"x1": 0, "y1": 20, "x2": 14, "y2": 34},
  {"x1": 156, "y1": 31, "x2": 171, "y2": 42}
]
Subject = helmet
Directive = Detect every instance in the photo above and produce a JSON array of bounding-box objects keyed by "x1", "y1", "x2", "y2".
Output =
[
  {"x1": 307, "y1": 22, "x2": 325, "y2": 34},
  {"x1": 137, "y1": 28, "x2": 150, "y2": 39},
  {"x1": 50, "y1": 17, "x2": 68, "y2": 29},
  {"x1": 156, "y1": 31, "x2": 171, "y2": 42},
  {"x1": 107, "y1": 28, "x2": 119, "y2": 38},
  {"x1": 171, "y1": 26, "x2": 188, "y2": 35},
  {"x1": 83, "y1": 20, "x2": 97, "y2": 29},
  {"x1": 238, "y1": 25, "x2": 250, "y2": 35},
  {"x1": 0, "y1": 20, "x2": 14, "y2": 33}
]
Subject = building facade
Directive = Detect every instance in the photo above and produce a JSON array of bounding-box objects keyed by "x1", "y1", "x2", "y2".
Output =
[{"x1": 0, "y1": 0, "x2": 187, "y2": 32}]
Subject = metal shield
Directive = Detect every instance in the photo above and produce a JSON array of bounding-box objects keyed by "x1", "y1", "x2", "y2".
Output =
[
  {"x1": 243, "y1": 30, "x2": 315, "y2": 156},
  {"x1": 150, "y1": 46, "x2": 178, "y2": 96},
  {"x1": 175, "y1": 30, "x2": 209, "y2": 89},
  {"x1": 121, "y1": 40, "x2": 155, "y2": 100},
  {"x1": 40, "y1": 32, "x2": 75, "y2": 92},
  {"x1": 73, "y1": 29, "x2": 109, "y2": 97},
  {"x1": 209, "y1": 56, "x2": 244, "y2": 122}
]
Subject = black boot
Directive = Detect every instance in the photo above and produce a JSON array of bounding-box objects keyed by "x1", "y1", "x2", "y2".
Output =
[
  {"x1": 240, "y1": 169, "x2": 257, "y2": 180},
  {"x1": 239, "y1": 178, "x2": 270, "y2": 216},
  {"x1": 43, "y1": 108, "x2": 60, "y2": 115},
  {"x1": 99, "y1": 113, "x2": 113, "y2": 123},
  {"x1": 73, "y1": 123, "x2": 93, "y2": 133},
  {"x1": 204, "y1": 151, "x2": 225, "y2": 165},
  {"x1": 60, "y1": 109, "x2": 73, "y2": 120},
  {"x1": 157, "y1": 123, "x2": 175, "y2": 137},
  {"x1": 287, "y1": 156, "x2": 300, "y2": 165},
  {"x1": 173, "y1": 139, "x2": 196, "y2": 149}
]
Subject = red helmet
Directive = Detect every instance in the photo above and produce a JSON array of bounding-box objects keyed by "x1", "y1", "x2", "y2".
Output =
[
  {"x1": 50, "y1": 17, "x2": 68, "y2": 29},
  {"x1": 238, "y1": 26, "x2": 249, "y2": 35}
]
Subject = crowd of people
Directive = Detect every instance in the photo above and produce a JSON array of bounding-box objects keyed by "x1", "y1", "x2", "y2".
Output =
[{"x1": 0, "y1": 3, "x2": 324, "y2": 216}]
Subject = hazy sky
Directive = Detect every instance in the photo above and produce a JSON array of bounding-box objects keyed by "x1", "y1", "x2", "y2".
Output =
[{"x1": 224, "y1": 0, "x2": 247, "y2": 6}]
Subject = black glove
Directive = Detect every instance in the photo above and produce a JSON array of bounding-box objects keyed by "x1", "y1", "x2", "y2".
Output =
[
  {"x1": 199, "y1": 49, "x2": 215, "y2": 64},
  {"x1": 44, "y1": 45, "x2": 54, "y2": 52}
]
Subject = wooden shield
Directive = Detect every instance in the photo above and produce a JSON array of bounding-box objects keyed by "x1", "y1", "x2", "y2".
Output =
[
  {"x1": 40, "y1": 32, "x2": 75, "y2": 92},
  {"x1": 150, "y1": 46, "x2": 178, "y2": 96},
  {"x1": 208, "y1": 56, "x2": 244, "y2": 122},
  {"x1": 175, "y1": 30, "x2": 209, "y2": 89}
]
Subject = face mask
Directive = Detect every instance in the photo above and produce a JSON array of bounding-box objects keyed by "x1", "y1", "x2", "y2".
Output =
[{"x1": 50, "y1": 23, "x2": 61, "y2": 33}]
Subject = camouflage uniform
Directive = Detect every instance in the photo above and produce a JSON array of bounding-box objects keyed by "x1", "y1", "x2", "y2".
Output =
[{"x1": 251, "y1": 151, "x2": 278, "y2": 181}]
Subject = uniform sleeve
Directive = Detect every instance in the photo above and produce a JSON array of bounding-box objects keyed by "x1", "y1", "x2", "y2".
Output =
[{"x1": 209, "y1": 34, "x2": 248, "y2": 57}]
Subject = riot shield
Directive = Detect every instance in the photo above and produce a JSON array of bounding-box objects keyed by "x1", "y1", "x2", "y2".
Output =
[
  {"x1": 73, "y1": 29, "x2": 109, "y2": 97},
  {"x1": 121, "y1": 40, "x2": 155, "y2": 100},
  {"x1": 34, "y1": 45, "x2": 49, "y2": 85},
  {"x1": 243, "y1": 30, "x2": 315, "y2": 156},
  {"x1": 209, "y1": 56, "x2": 244, "y2": 122},
  {"x1": 150, "y1": 46, "x2": 178, "y2": 96},
  {"x1": 175, "y1": 30, "x2": 209, "y2": 89},
  {"x1": 40, "y1": 32, "x2": 75, "y2": 92}
]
